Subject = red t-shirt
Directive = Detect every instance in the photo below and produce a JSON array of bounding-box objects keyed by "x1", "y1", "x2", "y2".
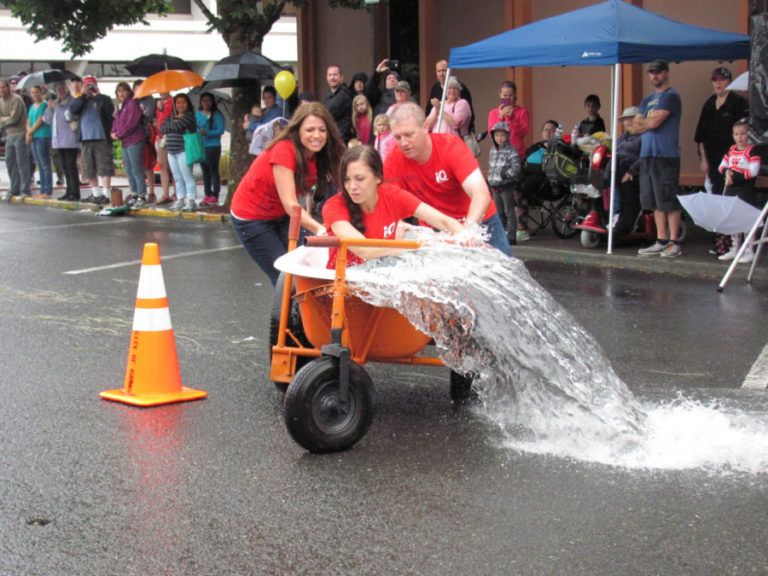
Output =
[
  {"x1": 230, "y1": 139, "x2": 317, "y2": 221},
  {"x1": 383, "y1": 133, "x2": 496, "y2": 221},
  {"x1": 322, "y1": 183, "x2": 422, "y2": 268}
]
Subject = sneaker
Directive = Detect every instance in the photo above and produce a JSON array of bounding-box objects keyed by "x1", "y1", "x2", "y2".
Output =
[
  {"x1": 1, "y1": 191, "x2": 11, "y2": 201},
  {"x1": 718, "y1": 249, "x2": 737, "y2": 261},
  {"x1": 638, "y1": 242, "x2": 667, "y2": 256},
  {"x1": 200, "y1": 195, "x2": 218, "y2": 206},
  {"x1": 168, "y1": 199, "x2": 185, "y2": 211},
  {"x1": 95, "y1": 195, "x2": 110, "y2": 206},
  {"x1": 147, "y1": 194, "x2": 157, "y2": 204},
  {"x1": 738, "y1": 251, "x2": 754, "y2": 264},
  {"x1": 182, "y1": 199, "x2": 197, "y2": 211},
  {"x1": 660, "y1": 243, "x2": 682, "y2": 258},
  {"x1": 516, "y1": 230, "x2": 530, "y2": 242},
  {"x1": 81, "y1": 194, "x2": 97, "y2": 203},
  {"x1": 129, "y1": 197, "x2": 147, "y2": 209}
]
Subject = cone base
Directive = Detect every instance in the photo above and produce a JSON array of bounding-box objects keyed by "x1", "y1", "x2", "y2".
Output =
[{"x1": 100, "y1": 386, "x2": 207, "y2": 407}]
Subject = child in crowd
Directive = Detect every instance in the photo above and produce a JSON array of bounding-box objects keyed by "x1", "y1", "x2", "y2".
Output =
[
  {"x1": 352, "y1": 95, "x2": 373, "y2": 145},
  {"x1": 717, "y1": 118, "x2": 761, "y2": 264},
  {"x1": 578, "y1": 94, "x2": 606, "y2": 137},
  {"x1": 487, "y1": 121, "x2": 521, "y2": 244},
  {"x1": 372, "y1": 114, "x2": 396, "y2": 162}
]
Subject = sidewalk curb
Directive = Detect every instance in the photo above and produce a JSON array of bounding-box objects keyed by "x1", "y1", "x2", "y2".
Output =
[
  {"x1": 513, "y1": 243, "x2": 767, "y2": 284},
  {"x1": 7, "y1": 194, "x2": 231, "y2": 223}
]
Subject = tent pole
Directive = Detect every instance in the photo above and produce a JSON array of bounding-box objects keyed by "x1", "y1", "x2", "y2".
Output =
[
  {"x1": 436, "y1": 68, "x2": 451, "y2": 132},
  {"x1": 607, "y1": 62, "x2": 620, "y2": 255}
]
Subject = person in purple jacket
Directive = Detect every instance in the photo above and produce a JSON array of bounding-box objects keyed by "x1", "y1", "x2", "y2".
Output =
[{"x1": 111, "y1": 82, "x2": 147, "y2": 207}]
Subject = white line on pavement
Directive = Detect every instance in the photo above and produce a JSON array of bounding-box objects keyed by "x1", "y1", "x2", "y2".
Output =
[
  {"x1": 0, "y1": 220, "x2": 132, "y2": 233},
  {"x1": 743, "y1": 341, "x2": 768, "y2": 390},
  {"x1": 63, "y1": 245, "x2": 243, "y2": 275}
]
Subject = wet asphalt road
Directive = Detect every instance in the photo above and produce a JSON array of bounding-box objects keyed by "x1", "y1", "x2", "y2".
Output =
[{"x1": 1, "y1": 203, "x2": 767, "y2": 576}]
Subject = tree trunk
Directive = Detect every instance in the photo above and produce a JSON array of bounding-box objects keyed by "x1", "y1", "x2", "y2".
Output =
[{"x1": 218, "y1": 4, "x2": 285, "y2": 208}]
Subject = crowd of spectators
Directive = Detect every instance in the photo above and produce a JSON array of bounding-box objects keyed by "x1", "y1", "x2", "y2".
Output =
[{"x1": 1, "y1": 58, "x2": 760, "y2": 267}]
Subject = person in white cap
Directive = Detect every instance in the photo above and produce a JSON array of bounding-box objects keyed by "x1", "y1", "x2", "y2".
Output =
[{"x1": 610, "y1": 106, "x2": 642, "y2": 235}]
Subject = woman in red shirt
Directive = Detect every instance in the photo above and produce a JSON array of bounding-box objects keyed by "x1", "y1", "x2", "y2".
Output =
[
  {"x1": 231, "y1": 102, "x2": 346, "y2": 285},
  {"x1": 323, "y1": 145, "x2": 463, "y2": 267}
]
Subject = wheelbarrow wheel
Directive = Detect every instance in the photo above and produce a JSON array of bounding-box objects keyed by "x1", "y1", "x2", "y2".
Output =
[
  {"x1": 284, "y1": 358, "x2": 375, "y2": 453},
  {"x1": 450, "y1": 370, "x2": 478, "y2": 405},
  {"x1": 268, "y1": 272, "x2": 310, "y2": 393}
]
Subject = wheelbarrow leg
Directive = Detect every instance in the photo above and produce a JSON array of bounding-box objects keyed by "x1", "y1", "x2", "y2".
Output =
[{"x1": 322, "y1": 327, "x2": 351, "y2": 414}]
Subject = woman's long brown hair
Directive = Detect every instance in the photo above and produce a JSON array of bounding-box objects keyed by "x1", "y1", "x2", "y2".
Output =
[
  {"x1": 267, "y1": 102, "x2": 346, "y2": 201},
  {"x1": 339, "y1": 145, "x2": 384, "y2": 234}
]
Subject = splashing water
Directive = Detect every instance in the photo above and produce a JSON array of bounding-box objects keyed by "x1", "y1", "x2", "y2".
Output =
[{"x1": 348, "y1": 236, "x2": 768, "y2": 474}]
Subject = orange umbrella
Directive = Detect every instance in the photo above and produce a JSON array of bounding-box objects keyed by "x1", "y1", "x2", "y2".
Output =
[{"x1": 133, "y1": 69, "x2": 203, "y2": 99}]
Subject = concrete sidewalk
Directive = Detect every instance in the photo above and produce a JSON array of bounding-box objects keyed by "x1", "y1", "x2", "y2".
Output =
[{"x1": 511, "y1": 222, "x2": 767, "y2": 286}]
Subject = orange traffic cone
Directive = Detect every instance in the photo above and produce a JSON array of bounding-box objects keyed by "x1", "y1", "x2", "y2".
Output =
[{"x1": 100, "y1": 243, "x2": 207, "y2": 406}]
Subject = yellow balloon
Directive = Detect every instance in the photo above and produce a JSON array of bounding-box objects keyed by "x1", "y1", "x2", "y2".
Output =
[{"x1": 274, "y1": 71, "x2": 296, "y2": 99}]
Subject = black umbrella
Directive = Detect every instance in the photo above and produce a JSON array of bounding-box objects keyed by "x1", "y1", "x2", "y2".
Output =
[
  {"x1": 126, "y1": 53, "x2": 192, "y2": 76},
  {"x1": 203, "y1": 51, "x2": 284, "y2": 89},
  {"x1": 16, "y1": 69, "x2": 77, "y2": 91}
]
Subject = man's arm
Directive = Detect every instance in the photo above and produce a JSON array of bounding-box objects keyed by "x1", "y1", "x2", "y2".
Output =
[
  {"x1": 631, "y1": 109, "x2": 670, "y2": 135},
  {"x1": 0, "y1": 98, "x2": 25, "y2": 128},
  {"x1": 461, "y1": 168, "x2": 491, "y2": 225}
]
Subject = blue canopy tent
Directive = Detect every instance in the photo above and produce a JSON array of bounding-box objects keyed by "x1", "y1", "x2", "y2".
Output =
[{"x1": 446, "y1": 0, "x2": 749, "y2": 253}]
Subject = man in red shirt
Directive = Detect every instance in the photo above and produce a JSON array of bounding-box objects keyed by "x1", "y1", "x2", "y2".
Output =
[{"x1": 383, "y1": 102, "x2": 511, "y2": 254}]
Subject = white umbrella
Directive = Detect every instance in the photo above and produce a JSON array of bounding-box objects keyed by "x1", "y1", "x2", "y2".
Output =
[
  {"x1": 727, "y1": 71, "x2": 748, "y2": 91},
  {"x1": 678, "y1": 192, "x2": 762, "y2": 234},
  {"x1": 16, "y1": 69, "x2": 77, "y2": 91}
]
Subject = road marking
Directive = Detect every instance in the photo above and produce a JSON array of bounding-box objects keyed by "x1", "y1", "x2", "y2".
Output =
[
  {"x1": 0, "y1": 220, "x2": 131, "y2": 233},
  {"x1": 63, "y1": 245, "x2": 243, "y2": 275},
  {"x1": 743, "y1": 341, "x2": 768, "y2": 390}
]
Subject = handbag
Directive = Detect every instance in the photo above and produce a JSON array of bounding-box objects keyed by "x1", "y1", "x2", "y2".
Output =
[
  {"x1": 463, "y1": 132, "x2": 481, "y2": 158},
  {"x1": 184, "y1": 131, "x2": 206, "y2": 165}
]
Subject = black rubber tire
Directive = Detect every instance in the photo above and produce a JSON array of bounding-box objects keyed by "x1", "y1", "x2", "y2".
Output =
[
  {"x1": 268, "y1": 272, "x2": 309, "y2": 393},
  {"x1": 552, "y1": 199, "x2": 579, "y2": 238},
  {"x1": 449, "y1": 370, "x2": 477, "y2": 405},
  {"x1": 580, "y1": 229, "x2": 601, "y2": 249},
  {"x1": 284, "y1": 358, "x2": 375, "y2": 453}
]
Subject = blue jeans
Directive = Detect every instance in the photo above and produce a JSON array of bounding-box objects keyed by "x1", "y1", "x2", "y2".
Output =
[
  {"x1": 231, "y1": 214, "x2": 291, "y2": 286},
  {"x1": 6, "y1": 134, "x2": 30, "y2": 196},
  {"x1": 30, "y1": 138, "x2": 52, "y2": 196},
  {"x1": 122, "y1": 141, "x2": 146, "y2": 197},
  {"x1": 483, "y1": 213, "x2": 513, "y2": 256},
  {"x1": 167, "y1": 150, "x2": 197, "y2": 200}
]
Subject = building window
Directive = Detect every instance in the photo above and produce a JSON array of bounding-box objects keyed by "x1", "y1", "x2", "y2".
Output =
[{"x1": 169, "y1": 0, "x2": 191, "y2": 14}]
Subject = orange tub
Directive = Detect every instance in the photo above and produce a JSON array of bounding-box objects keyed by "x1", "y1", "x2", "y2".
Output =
[{"x1": 274, "y1": 246, "x2": 432, "y2": 361}]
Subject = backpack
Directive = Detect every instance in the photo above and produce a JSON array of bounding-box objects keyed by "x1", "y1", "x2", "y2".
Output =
[{"x1": 542, "y1": 139, "x2": 582, "y2": 185}]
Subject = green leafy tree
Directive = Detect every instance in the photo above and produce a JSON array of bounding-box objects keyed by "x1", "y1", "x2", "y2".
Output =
[{"x1": 4, "y1": 0, "x2": 367, "y2": 205}]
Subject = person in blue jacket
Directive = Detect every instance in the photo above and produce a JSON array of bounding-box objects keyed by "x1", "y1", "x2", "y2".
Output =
[{"x1": 196, "y1": 92, "x2": 226, "y2": 206}]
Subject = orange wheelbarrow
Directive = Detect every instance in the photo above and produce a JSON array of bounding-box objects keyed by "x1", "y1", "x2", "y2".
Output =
[{"x1": 268, "y1": 207, "x2": 474, "y2": 453}]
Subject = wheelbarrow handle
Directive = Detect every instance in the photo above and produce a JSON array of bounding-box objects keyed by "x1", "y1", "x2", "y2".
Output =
[
  {"x1": 288, "y1": 205, "x2": 302, "y2": 242},
  {"x1": 304, "y1": 236, "x2": 423, "y2": 250},
  {"x1": 305, "y1": 236, "x2": 341, "y2": 248}
]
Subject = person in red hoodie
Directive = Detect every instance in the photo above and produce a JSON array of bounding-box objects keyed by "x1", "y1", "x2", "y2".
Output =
[{"x1": 487, "y1": 80, "x2": 529, "y2": 159}]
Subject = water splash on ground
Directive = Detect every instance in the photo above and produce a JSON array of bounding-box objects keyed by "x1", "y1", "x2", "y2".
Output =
[{"x1": 348, "y1": 238, "x2": 768, "y2": 474}]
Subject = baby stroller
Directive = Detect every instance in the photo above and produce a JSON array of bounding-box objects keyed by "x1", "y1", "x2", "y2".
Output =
[{"x1": 516, "y1": 139, "x2": 583, "y2": 239}]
